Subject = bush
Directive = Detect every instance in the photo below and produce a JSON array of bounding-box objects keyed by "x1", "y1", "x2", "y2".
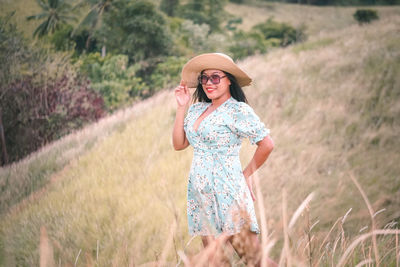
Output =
[
  {"x1": 1, "y1": 71, "x2": 105, "y2": 164},
  {"x1": 226, "y1": 17, "x2": 243, "y2": 31},
  {"x1": 353, "y1": 9, "x2": 379, "y2": 25},
  {"x1": 0, "y1": 16, "x2": 105, "y2": 164},
  {"x1": 252, "y1": 18, "x2": 306, "y2": 47},
  {"x1": 150, "y1": 56, "x2": 187, "y2": 91},
  {"x1": 180, "y1": 20, "x2": 212, "y2": 52},
  {"x1": 77, "y1": 53, "x2": 146, "y2": 111},
  {"x1": 228, "y1": 19, "x2": 306, "y2": 60},
  {"x1": 229, "y1": 31, "x2": 270, "y2": 60}
]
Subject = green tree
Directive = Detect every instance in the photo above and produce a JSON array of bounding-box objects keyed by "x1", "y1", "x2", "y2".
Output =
[
  {"x1": 72, "y1": 0, "x2": 115, "y2": 55},
  {"x1": 160, "y1": 0, "x2": 180, "y2": 17},
  {"x1": 98, "y1": 0, "x2": 172, "y2": 62},
  {"x1": 179, "y1": 0, "x2": 227, "y2": 32},
  {"x1": 26, "y1": 0, "x2": 76, "y2": 38}
]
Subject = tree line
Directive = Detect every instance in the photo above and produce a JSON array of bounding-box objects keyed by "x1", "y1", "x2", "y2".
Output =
[{"x1": 232, "y1": 0, "x2": 400, "y2": 5}]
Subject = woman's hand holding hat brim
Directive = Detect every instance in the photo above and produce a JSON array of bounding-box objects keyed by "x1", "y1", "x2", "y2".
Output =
[{"x1": 174, "y1": 80, "x2": 191, "y2": 108}]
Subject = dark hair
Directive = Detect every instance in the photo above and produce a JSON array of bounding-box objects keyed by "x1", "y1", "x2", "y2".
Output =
[{"x1": 193, "y1": 71, "x2": 248, "y2": 103}]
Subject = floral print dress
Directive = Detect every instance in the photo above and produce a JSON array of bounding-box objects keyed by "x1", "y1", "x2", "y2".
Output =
[{"x1": 183, "y1": 96, "x2": 270, "y2": 236}]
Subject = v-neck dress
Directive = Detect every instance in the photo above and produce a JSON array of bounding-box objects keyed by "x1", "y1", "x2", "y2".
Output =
[{"x1": 183, "y1": 96, "x2": 270, "y2": 236}]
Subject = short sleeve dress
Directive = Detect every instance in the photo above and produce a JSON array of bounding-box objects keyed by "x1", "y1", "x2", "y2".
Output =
[{"x1": 183, "y1": 96, "x2": 270, "y2": 236}]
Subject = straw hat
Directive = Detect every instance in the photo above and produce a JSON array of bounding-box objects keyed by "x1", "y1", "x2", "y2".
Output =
[{"x1": 181, "y1": 53, "x2": 252, "y2": 88}]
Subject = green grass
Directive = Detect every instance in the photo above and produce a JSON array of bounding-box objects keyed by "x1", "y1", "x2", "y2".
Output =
[
  {"x1": 292, "y1": 37, "x2": 336, "y2": 53},
  {"x1": 1, "y1": 2, "x2": 400, "y2": 266}
]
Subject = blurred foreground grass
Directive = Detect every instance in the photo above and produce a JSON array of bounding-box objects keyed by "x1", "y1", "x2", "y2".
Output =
[{"x1": 1, "y1": 5, "x2": 400, "y2": 267}]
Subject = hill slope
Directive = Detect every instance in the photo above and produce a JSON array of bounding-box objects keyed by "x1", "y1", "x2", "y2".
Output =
[{"x1": 1, "y1": 8, "x2": 400, "y2": 267}]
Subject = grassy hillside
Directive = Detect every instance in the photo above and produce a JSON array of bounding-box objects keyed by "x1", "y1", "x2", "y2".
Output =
[
  {"x1": 1, "y1": 4, "x2": 400, "y2": 267},
  {"x1": 226, "y1": 2, "x2": 400, "y2": 36}
]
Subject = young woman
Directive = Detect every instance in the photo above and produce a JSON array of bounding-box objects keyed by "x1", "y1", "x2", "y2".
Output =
[{"x1": 172, "y1": 53, "x2": 275, "y2": 264}]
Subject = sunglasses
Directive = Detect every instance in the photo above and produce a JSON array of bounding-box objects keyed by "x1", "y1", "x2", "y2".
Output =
[{"x1": 198, "y1": 74, "x2": 227, "y2": 85}]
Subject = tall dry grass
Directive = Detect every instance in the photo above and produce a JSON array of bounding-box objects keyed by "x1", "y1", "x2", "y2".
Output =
[
  {"x1": 0, "y1": 91, "x2": 169, "y2": 215},
  {"x1": 226, "y1": 1, "x2": 400, "y2": 37},
  {"x1": 1, "y1": 6, "x2": 400, "y2": 267}
]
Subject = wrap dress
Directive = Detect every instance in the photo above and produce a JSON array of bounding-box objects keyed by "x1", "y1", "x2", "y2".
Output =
[{"x1": 183, "y1": 96, "x2": 270, "y2": 236}]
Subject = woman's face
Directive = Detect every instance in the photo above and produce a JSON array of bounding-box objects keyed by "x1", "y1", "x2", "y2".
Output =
[{"x1": 201, "y1": 69, "x2": 231, "y2": 101}]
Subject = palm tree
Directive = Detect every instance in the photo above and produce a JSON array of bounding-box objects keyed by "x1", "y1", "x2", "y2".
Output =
[
  {"x1": 72, "y1": 0, "x2": 114, "y2": 57},
  {"x1": 27, "y1": 0, "x2": 76, "y2": 38}
]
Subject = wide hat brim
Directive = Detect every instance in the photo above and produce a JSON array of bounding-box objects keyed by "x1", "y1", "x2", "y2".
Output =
[{"x1": 181, "y1": 53, "x2": 252, "y2": 88}]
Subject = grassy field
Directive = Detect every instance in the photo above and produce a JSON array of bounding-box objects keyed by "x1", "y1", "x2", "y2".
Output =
[
  {"x1": 1, "y1": 2, "x2": 400, "y2": 266},
  {"x1": 226, "y1": 2, "x2": 400, "y2": 36}
]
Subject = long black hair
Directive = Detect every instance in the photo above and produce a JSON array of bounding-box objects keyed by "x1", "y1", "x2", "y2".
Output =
[{"x1": 193, "y1": 71, "x2": 248, "y2": 103}]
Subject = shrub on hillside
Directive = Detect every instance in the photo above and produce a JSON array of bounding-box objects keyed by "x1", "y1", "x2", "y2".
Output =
[
  {"x1": 150, "y1": 56, "x2": 187, "y2": 92},
  {"x1": 229, "y1": 19, "x2": 306, "y2": 59},
  {"x1": 226, "y1": 17, "x2": 243, "y2": 31},
  {"x1": 0, "y1": 15, "x2": 105, "y2": 165},
  {"x1": 1, "y1": 72, "x2": 105, "y2": 164},
  {"x1": 253, "y1": 18, "x2": 307, "y2": 47},
  {"x1": 229, "y1": 31, "x2": 271, "y2": 60},
  {"x1": 353, "y1": 9, "x2": 379, "y2": 25},
  {"x1": 77, "y1": 53, "x2": 146, "y2": 111}
]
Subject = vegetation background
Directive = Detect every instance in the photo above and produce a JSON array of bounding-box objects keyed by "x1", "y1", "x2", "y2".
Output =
[{"x1": 0, "y1": 0, "x2": 399, "y2": 266}]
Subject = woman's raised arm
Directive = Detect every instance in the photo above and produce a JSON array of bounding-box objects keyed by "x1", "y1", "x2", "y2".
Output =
[{"x1": 172, "y1": 80, "x2": 191, "y2": 150}]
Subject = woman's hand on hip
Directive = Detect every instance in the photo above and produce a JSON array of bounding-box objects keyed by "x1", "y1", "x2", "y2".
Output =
[
  {"x1": 174, "y1": 80, "x2": 190, "y2": 108},
  {"x1": 244, "y1": 173, "x2": 256, "y2": 202}
]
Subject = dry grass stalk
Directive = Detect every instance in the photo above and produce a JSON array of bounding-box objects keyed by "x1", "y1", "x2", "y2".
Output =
[
  {"x1": 339, "y1": 222, "x2": 346, "y2": 254},
  {"x1": 157, "y1": 220, "x2": 177, "y2": 267},
  {"x1": 253, "y1": 171, "x2": 269, "y2": 267},
  {"x1": 231, "y1": 211, "x2": 263, "y2": 266},
  {"x1": 349, "y1": 172, "x2": 380, "y2": 266},
  {"x1": 288, "y1": 192, "x2": 315, "y2": 229},
  {"x1": 397, "y1": 233, "x2": 399, "y2": 267},
  {"x1": 331, "y1": 237, "x2": 338, "y2": 264},
  {"x1": 278, "y1": 188, "x2": 291, "y2": 267},
  {"x1": 315, "y1": 208, "x2": 352, "y2": 266},
  {"x1": 40, "y1": 226, "x2": 55, "y2": 267},
  {"x1": 317, "y1": 217, "x2": 341, "y2": 255},
  {"x1": 75, "y1": 249, "x2": 82, "y2": 266},
  {"x1": 85, "y1": 252, "x2": 94, "y2": 267},
  {"x1": 304, "y1": 205, "x2": 313, "y2": 266},
  {"x1": 337, "y1": 229, "x2": 400, "y2": 267},
  {"x1": 354, "y1": 259, "x2": 373, "y2": 267},
  {"x1": 378, "y1": 247, "x2": 398, "y2": 266},
  {"x1": 177, "y1": 250, "x2": 191, "y2": 266},
  {"x1": 191, "y1": 234, "x2": 231, "y2": 267}
]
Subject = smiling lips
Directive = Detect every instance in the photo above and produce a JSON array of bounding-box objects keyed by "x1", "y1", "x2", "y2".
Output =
[{"x1": 206, "y1": 87, "x2": 215, "y2": 93}]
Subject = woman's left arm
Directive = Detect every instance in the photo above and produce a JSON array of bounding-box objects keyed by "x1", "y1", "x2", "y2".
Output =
[{"x1": 243, "y1": 135, "x2": 274, "y2": 201}]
